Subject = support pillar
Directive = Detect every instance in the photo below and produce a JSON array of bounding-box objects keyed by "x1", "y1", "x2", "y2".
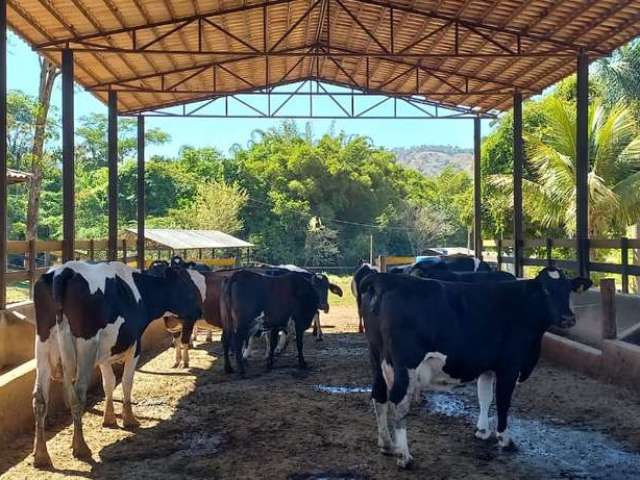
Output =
[
  {"x1": 62, "y1": 49, "x2": 75, "y2": 262},
  {"x1": 108, "y1": 91, "x2": 118, "y2": 261},
  {"x1": 137, "y1": 116, "x2": 145, "y2": 270},
  {"x1": 473, "y1": 116, "x2": 482, "y2": 259},
  {"x1": 513, "y1": 92, "x2": 524, "y2": 278},
  {"x1": 0, "y1": 1, "x2": 6, "y2": 308},
  {"x1": 576, "y1": 52, "x2": 590, "y2": 278}
]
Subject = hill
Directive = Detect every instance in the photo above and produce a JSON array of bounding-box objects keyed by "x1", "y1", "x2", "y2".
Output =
[{"x1": 393, "y1": 145, "x2": 473, "y2": 176}]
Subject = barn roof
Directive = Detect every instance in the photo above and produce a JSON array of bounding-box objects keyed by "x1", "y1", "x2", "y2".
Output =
[
  {"x1": 7, "y1": 169, "x2": 31, "y2": 185},
  {"x1": 8, "y1": 0, "x2": 640, "y2": 115},
  {"x1": 126, "y1": 228, "x2": 254, "y2": 250}
]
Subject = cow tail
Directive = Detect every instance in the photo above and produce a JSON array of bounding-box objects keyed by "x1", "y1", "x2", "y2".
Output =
[
  {"x1": 220, "y1": 275, "x2": 235, "y2": 333},
  {"x1": 52, "y1": 267, "x2": 78, "y2": 384}
]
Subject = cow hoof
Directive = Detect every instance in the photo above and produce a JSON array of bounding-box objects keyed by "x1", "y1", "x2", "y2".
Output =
[
  {"x1": 497, "y1": 434, "x2": 517, "y2": 452},
  {"x1": 102, "y1": 416, "x2": 118, "y2": 429},
  {"x1": 224, "y1": 364, "x2": 234, "y2": 374},
  {"x1": 298, "y1": 361, "x2": 309, "y2": 370},
  {"x1": 397, "y1": 455, "x2": 413, "y2": 469},
  {"x1": 72, "y1": 442, "x2": 92, "y2": 460},
  {"x1": 123, "y1": 416, "x2": 141, "y2": 429},
  {"x1": 315, "y1": 337, "x2": 323, "y2": 342},
  {"x1": 172, "y1": 362, "x2": 180, "y2": 368},
  {"x1": 33, "y1": 451, "x2": 53, "y2": 470},
  {"x1": 475, "y1": 429, "x2": 492, "y2": 441},
  {"x1": 380, "y1": 445, "x2": 395, "y2": 456},
  {"x1": 183, "y1": 362, "x2": 190, "y2": 369}
]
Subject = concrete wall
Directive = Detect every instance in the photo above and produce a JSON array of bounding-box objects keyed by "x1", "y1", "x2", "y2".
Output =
[{"x1": 0, "y1": 302, "x2": 172, "y2": 446}]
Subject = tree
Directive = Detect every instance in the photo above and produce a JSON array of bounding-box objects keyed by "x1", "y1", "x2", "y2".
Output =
[
  {"x1": 491, "y1": 98, "x2": 640, "y2": 237},
  {"x1": 399, "y1": 201, "x2": 455, "y2": 255},
  {"x1": 304, "y1": 217, "x2": 340, "y2": 266},
  {"x1": 26, "y1": 58, "x2": 59, "y2": 246},
  {"x1": 169, "y1": 181, "x2": 248, "y2": 234}
]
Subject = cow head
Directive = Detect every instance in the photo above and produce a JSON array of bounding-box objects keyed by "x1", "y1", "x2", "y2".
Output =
[
  {"x1": 309, "y1": 273, "x2": 343, "y2": 313},
  {"x1": 536, "y1": 267, "x2": 592, "y2": 328},
  {"x1": 164, "y1": 266, "x2": 203, "y2": 323}
]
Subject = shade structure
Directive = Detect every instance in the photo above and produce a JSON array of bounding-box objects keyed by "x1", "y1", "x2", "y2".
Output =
[
  {"x1": 125, "y1": 228, "x2": 253, "y2": 250},
  {"x1": 6, "y1": 169, "x2": 31, "y2": 185},
  {"x1": 7, "y1": 0, "x2": 640, "y2": 115}
]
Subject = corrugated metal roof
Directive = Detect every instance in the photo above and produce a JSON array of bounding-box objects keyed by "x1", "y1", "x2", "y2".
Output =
[
  {"x1": 126, "y1": 228, "x2": 253, "y2": 250},
  {"x1": 7, "y1": 169, "x2": 31, "y2": 184}
]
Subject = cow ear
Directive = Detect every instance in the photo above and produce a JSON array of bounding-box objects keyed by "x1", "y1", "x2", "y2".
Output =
[
  {"x1": 329, "y1": 283, "x2": 343, "y2": 297},
  {"x1": 571, "y1": 277, "x2": 593, "y2": 293}
]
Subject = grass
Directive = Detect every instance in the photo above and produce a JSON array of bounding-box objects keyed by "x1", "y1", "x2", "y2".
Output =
[
  {"x1": 327, "y1": 274, "x2": 356, "y2": 308},
  {"x1": 7, "y1": 282, "x2": 30, "y2": 304}
]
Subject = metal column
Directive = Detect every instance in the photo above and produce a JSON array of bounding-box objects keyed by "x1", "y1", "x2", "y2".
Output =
[
  {"x1": 62, "y1": 49, "x2": 75, "y2": 262},
  {"x1": 473, "y1": 116, "x2": 482, "y2": 259},
  {"x1": 576, "y1": 52, "x2": 590, "y2": 278},
  {"x1": 513, "y1": 92, "x2": 524, "y2": 277},
  {"x1": 108, "y1": 91, "x2": 118, "y2": 261},
  {"x1": 137, "y1": 116, "x2": 145, "y2": 270},
  {"x1": 0, "y1": 1, "x2": 6, "y2": 308}
]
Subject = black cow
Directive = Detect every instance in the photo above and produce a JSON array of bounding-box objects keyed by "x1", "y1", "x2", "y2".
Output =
[
  {"x1": 32, "y1": 261, "x2": 202, "y2": 468},
  {"x1": 406, "y1": 255, "x2": 492, "y2": 276},
  {"x1": 220, "y1": 269, "x2": 319, "y2": 375},
  {"x1": 359, "y1": 267, "x2": 591, "y2": 468}
]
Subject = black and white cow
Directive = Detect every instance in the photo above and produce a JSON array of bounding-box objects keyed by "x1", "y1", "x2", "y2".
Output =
[
  {"x1": 220, "y1": 269, "x2": 320, "y2": 375},
  {"x1": 359, "y1": 267, "x2": 591, "y2": 468},
  {"x1": 351, "y1": 263, "x2": 380, "y2": 333},
  {"x1": 242, "y1": 265, "x2": 343, "y2": 358},
  {"x1": 32, "y1": 261, "x2": 202, "y2": 468}
]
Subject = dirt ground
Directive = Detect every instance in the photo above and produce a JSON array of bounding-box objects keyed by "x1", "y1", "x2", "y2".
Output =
[{"x1": 2, "y1": 305, "x2": 640, "y2": 480}]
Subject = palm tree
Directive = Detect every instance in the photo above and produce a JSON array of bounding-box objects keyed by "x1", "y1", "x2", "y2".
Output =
[{"x1": 492, "y1": 97, "x2": 640, "y2": 237}]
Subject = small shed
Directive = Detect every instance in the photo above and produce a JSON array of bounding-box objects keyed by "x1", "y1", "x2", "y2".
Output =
[
  {"x1": 7, "y1": 169, "x2": 31, "y2": 185},
  {"x1": 125, "y1": 228, "x2": 253, "y2": 267}
]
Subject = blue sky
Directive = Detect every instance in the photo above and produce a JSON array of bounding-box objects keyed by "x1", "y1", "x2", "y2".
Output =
[{"x1": 8, "y1": 32, "x2": 495, "y2": 158}]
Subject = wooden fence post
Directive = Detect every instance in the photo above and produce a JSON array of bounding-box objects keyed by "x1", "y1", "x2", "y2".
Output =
[
  {"x1": 600, "y1": 278, "x2": 617, "y2": 340},
  {"x1": 621, "y1": 237, "x2": 629, "y2": 294},
  {"x1": 546, "y1": 238, "x2": 553, "y2": 266},
  {"x1": 122, "y1": 239, "x2": 127, "y2": 264},
  {"x1": 496, "y1": 238, "x2": 503, "y2": 271}
]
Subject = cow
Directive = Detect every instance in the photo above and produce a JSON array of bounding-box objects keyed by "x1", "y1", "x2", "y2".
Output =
[
  {"x1": 220, "y1": 269, "x2": 320, "y2": 375},
  {"x1": 359, "y1": 267, "x2": 591, "y2": 468},
  {"x1": 351, "y1": 263, "x2": 380, "y2": 333},
  {"x1": 406, "y1": 255, "x2": 492, "y2": 276},
  {"x1": 32, "y1": 261, "x2": 202, "y2": 468}
]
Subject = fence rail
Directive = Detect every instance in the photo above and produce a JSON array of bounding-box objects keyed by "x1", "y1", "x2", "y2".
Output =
[
  {"x1": 1, "y1": 238, "x2": 240, "y2": 309},
  {"x1": 484, "y1": 237, "x2": 640, "y2": 292}
]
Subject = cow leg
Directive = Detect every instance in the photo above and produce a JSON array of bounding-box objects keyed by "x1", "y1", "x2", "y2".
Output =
[
  {"x1": 222, "y1": 330, "x2": 234, "y2": 373},
  {"x1": 233, "y1": 330, "x2": 247, "y2": 376},
  {"x1": 263, "y1": 331, "x2": 271, "y2": 360},
  {"x1": 358, "y1": 315, "x2": 365, "y2": 334},
  {"x1": 495, "y1": 372, "x2": 518, "y2": 450},
  {"x1": 274, "y1": 330, "x2": 287, "y2": 355},
  {"x1": 205, "y1": 329, "x2": 213, "y2": 343},
  {"x1": 388, "y1": 364, "x2": 414, "y2": 468},
  {"x1": 181, "y1": 342, "x2": 190, "y2": 369},
  {"x1": 313, "y1": 313, "x2": 323, "y2": 341},
  {"x1": 294, "y1": 321, "x2": 308, "y2": 369},
  {"x1": 180, "y1": 323, "x2": 194, "y2": 369},
  {"x1": 172, "y1": 332, "x2": 182, "y2": 368},
  {"x1": 122, "y1": 351, "x2": 141, "y2": 429},
  {"x1": 242, "y1": 335, "x2": 254, "y2": 360},
  {"x1": 69, "y1": 341, "x2": 97, "y2": 460},
  {"x1": 475, "y1": 372, "x2": 495, "y2": 440},
  {"x1": 266, "y1": 327, "x2": 279, "y2": 370},
  {"x1": 370, "y1": 351, "x2": 392, "y2": 454},
  {"x1": 99, "y1": 363, "x2": 117, "y2": 428},
  {"x1": 32, "y1": 339, "x2": 53, "y2": 469}
]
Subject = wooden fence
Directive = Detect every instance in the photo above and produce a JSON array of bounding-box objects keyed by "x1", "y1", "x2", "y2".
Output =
[
  {"x1": 484, "y1": 238, "x2": 640, "y2": 293},
  {"x1": 1, "y1": 239, "x2": 238, "y2": 309}
]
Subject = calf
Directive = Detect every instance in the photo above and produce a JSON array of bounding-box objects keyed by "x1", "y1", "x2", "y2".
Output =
[
  {"x1": 360, "y1": 267, "x2": 591, "y2": 468},
  {"x1": 220, "y1": 269, "x2": 319, "y2": 375},
  {"x1": 32, "y1": 261, "x2": 201, "y2": 468}
]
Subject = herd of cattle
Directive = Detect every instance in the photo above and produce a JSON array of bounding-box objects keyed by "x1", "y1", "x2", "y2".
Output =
[{"x1": 29, "y1": 254, "x2": 592, "y2": 470}]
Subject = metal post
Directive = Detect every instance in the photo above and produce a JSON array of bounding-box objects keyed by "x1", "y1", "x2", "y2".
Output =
[
  {"x1": 137, "y1": 116, "x2": 145, "y2": 270},
  {"x1": 473, "y1": 116, "x2": 482, "y2": 260},
  {"x1": 108, "y1": 91, "x2": 118, "y2": 261},
  {"x1": 600, "y1": 278, "x2": 617, "y2": 340},
  {"x1": 513, "y1": 91, "x2": 524, "y2": 278},
  {"x1": 576, "y1": 52, "x2": 590, "y2": 278},
  {"x1": 0, "y1": 2, "x2": 6, "y2": 308},
  {"x1": 62, "y1": 49, "x2": 75, "y2": 262},
  {"x1": 621, "y1": 237, "x2": 629, "y2": 294}
]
